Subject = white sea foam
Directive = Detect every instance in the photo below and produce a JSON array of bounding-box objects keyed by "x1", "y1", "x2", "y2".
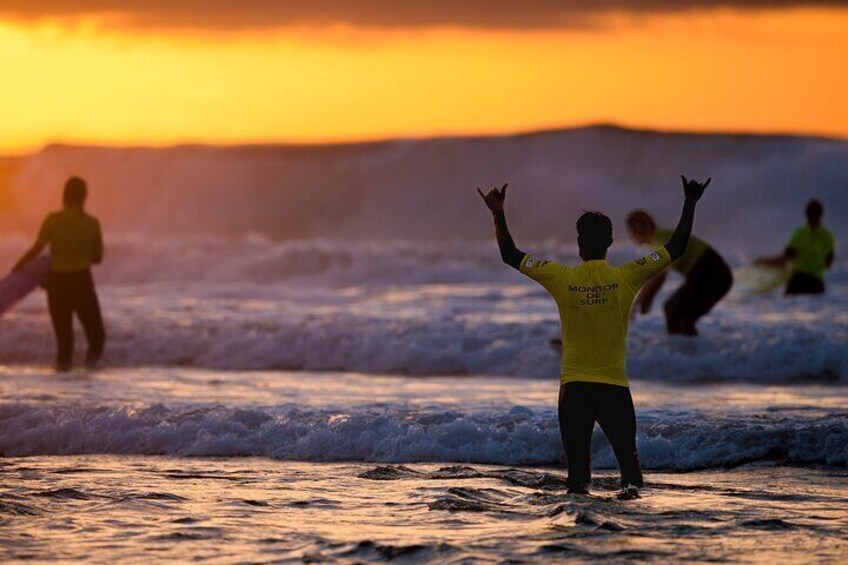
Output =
[
  {"x1": 1, "y1": 399, "x2": 844, "y2": 469},
  {"x1": 0, "y1": 237, "x2": 844, "y2": 381},
  {"x1": 0, "y1": 370, "x2": 844, "y2": 469},
  {"x1": 1, "y1": 128, "x2": 844, "y2": 383}
]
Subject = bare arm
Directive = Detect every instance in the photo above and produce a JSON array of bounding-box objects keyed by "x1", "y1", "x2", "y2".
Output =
[
  {"x1": 756, "y1": 247, "x2": 796, "y2": 267},
  {"x1": 635, "y1": 271, "x2": 668, "y2": 314},
  {"x1": 664, "y1": 175, "x2": 710, "y2": 262},
  {"x1": 477, "y1": 183, "x2": 525, "y2": 270}
]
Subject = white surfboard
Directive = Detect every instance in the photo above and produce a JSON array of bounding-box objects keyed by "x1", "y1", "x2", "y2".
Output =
[
  {"x1": 0, "y1": 256, "x2": 50, "y2": 316},
  {"x1": 733, "y1": 263, "x2": 790, "y2": 295}
]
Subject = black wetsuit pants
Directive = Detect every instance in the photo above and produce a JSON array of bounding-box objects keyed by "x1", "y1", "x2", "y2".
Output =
[
  {"x1": 47, "y1": 269, "x2": 105, "y2": 366},
  {"x1": 664, "y1": 248, "x2": 733, "y2": 335},
  {"x1": 785, "y1": 272, "x2": 825, "y2": 295},
  {"x1": 558, "y1": 382, "x2": 643, "y2": 491}
]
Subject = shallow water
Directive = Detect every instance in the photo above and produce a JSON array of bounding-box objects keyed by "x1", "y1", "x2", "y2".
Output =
[
  {"x1": 1, "y1": 236, "x2": 846, "y2": 562},
  {"x1": 1, "y1": 369, "x2": 845, "y2": 469},
  {"x1": 1, "y1": 457, "x2": 846, "y2": 564}
]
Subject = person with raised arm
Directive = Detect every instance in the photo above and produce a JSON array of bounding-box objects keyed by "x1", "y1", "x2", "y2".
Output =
[{"x1": 478, "y1": 176, "x2": 710, "y2": 499}]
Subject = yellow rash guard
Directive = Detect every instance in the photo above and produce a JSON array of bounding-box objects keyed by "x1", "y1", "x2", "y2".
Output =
[
  {"x1": 788, "y1": 225, "x2": 835, "y2": 281},
  {"x1": 37, "y1": 208, "x2": 103, "y2": 272},
  {"x1": 652, "y1": 227, "x2": 709, "y2": 276},
  {"x1": 520, "y1": 247, "x2": 671, "y2": 386}
]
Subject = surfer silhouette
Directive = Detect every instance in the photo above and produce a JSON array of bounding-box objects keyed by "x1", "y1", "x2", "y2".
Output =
[
  {"x1": 757, "y1": 200, "x2": 834, "y2": 295},
  {"x1": 626, "y1": 210, "x2": 732, "y2": 336},
  {"x1": 478, "y1": 175, "x2": 710, "y2": 498},
  {"x1": 13, "y1": 176, "x2": 105, "y2": 372}
]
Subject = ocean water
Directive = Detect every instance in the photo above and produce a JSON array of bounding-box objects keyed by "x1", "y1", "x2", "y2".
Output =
[
  {"x1": 0, "y1": 237, "x2": 845, "y2": 382},
  {"x1": 1, "y1": 128, "x2": 847, "y2": 562},
  {"x1": 2, "y1": 457, "x2": 846, "y2": 563},
  {"x1": 1, "y1": 368, "x2": 846, "y2": 562},
  {"x1": 1, "y1": 237, "x2": 846, "y2": 562}
]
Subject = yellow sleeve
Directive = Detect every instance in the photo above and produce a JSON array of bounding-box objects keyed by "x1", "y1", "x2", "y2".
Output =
[
  {"x1": 619, "y1": 247, "x2": 671, "y2": 290},
  {"x1": 519, "y1": 253, "x2": 568, "y2": 292}
]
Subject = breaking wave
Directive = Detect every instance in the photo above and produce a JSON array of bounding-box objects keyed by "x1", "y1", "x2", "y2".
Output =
[{"x1": 1, "y1": 401, "x2": 845, "y2": 469}]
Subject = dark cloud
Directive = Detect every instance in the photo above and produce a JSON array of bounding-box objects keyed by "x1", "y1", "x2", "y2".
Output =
[{"x1": 1, "y1": 1, "x2": 847, "y2": 30}]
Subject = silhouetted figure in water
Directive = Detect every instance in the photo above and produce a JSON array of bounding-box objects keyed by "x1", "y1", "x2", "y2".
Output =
[
  {"x1": 14, "y1": 176, "x2": 105, "y2": 371},
  {"x1": 758, "y1": 200, "x2": 835, "y2": 295},
  {"x1": 478, "y1": 175, "x2": 710, "y2": 499},
  {"x1": 626, "y1": 210, "x2": 732, "y2": 336}
]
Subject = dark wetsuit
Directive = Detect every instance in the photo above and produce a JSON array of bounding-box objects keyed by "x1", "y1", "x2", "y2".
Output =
[
  {"x1": 558, "y1": 382, "x2": 642, "y2": 490},
  {"x1": 664, "y1": 248, "x2": 733, "y2": 335},
  {"x1": 652, "y1": 228, "x2": 732, "y2": 335},
  {"x1": 37, "y1": 208, "x2": 105, "y2": 367},
  {"x1": 785, "y1": 273, "x2": 824, "y2": 295},
  {"x1": 47, "y1": 270, "x2": 105, "y2": 366}
]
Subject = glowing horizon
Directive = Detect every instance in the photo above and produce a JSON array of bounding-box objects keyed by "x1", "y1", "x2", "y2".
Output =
[{"x1": 1, "y1": 8, "x2": 847, "y2": 154}]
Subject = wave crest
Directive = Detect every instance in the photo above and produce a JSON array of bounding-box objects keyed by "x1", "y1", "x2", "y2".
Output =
[{"x1": 2, "y1": 402, "x2": 845, "y2": 469}]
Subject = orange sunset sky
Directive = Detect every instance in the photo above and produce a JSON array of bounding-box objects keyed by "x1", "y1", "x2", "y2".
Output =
[{"x1": 1, "y1": 1, "x2": 847, "y2": 153}]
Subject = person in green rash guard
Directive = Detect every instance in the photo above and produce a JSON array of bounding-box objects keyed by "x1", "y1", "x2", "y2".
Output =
[
  {"x1": 626, "y1": 210, "x2": 732, "y2": 336},
  {"x1": 758, "y1": 200, "x2": 835, "y2": 295}
]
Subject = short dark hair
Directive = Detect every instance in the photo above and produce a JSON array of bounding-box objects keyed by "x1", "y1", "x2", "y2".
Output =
[
  {"x1": 577, "y1": 211, "x2": 613, "y2": 258},
  {"x1": 805, "y1": 199, "x2": 823, "y2": 222},
  {"x1": 63, "y1": 176, "x2": 87, "y2": 206}
]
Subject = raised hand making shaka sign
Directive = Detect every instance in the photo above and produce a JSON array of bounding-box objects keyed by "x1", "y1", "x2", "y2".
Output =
[
  {"x1": 477, "y1": 183, "x2": 509, "y2": 214},
  {"x1": 681, "y1": 175, "x2": 710, "y2": 203}
]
